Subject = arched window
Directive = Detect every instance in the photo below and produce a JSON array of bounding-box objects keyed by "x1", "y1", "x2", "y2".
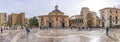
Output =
[
  {"x1": 116, "y1": 10, "x2": 117, "y2": 13},
  {"x1": 116, "y1": 21, "x2": 118, "y2": 24},
  {"x1": 109, "y1": 16, "x2": 112, "y2": 20},
  {"x1": 115, "y1": 16, "x2": 117, "y2": 20},
  {"x1": 87, "y1": 13, "x2": 92, "y2": 19},
  {"x1": 41, "y1": 17, "x2": 43, "y2": 21},
  {"x1": 63, "y1": 18, "x2": 64, "y2": 21},
  {"x1": 82, "y1": 19, "x2": 83, "y2": 23},
  {"x1": 110, "y1": 10, "x2": 112, "y2": 14},
  {"x1": 56, "y1": 16, "x2": 58, "y2": 21},
  {"x1": 49, "y1": 17, "x2": 51, "y2": 20}
]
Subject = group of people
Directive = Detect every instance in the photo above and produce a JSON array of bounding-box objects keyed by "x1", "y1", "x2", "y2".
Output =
[
  {"x1": 0, "y1": 26, "x2": 109, "y2": 36},
  {"x1": 78, "y1": 26, "x2": 92, "y2": 31},
  {"x1": 0, "y1": 26, "x2": 31, "y2": 35},
  {"x1": 71, "y1": 26, "x2": 110, "y2": 36},
  {"x1": 71, "y1": 26, "x2": 92, "y2": 31},
  {"x1": 0, "y1": 27, "x2": 9, "y2": 34}
]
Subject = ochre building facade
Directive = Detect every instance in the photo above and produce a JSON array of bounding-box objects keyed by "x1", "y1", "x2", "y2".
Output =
[
  {"x1": 38, "y1": 5, "x2": 69, "y2": 28},
  {"x1": 100, "y1": 7, "x2": 120, "y2": 28},
  {"x1": 8, "y1": 12, "x2": 26, "y2": 26},
  {"x1": 0, "y1": 12, "x2": 7, "y2": 26}
]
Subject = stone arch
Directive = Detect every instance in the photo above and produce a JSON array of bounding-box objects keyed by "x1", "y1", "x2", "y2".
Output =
[{"x1": 87, "y1": 20, "x2": 93, "y2": 27}]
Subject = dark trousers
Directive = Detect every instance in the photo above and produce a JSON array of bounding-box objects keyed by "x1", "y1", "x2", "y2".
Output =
[
  {"x1": 106, "y1": 32, "x2": 108, "y2": 36},
  {"x1": 106, "y1": 30, "x2": 109, "y2": 36}
]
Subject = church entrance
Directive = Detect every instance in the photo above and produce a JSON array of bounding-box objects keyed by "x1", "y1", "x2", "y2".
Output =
[
  {"x1": 49, "y1": 23, "x2": 52, "y2": 28},
  {"x1": 62, "y1": 23, "x2": 65, "y2": 28},
  {"x1": 87, "y1": 20, "x2": 93, "y2": 27}
]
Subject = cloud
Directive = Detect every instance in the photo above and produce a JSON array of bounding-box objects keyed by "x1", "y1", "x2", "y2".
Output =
[{"x1": 0, "y1": 0, "x2": 120, "y2": 18}]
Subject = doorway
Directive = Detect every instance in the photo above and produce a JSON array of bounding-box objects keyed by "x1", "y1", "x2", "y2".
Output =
[
  {"x1": 62, "y1": 23, "x2": 65, "y2": 27},
  {"x1": 87, "y1": 20, "x2": 93, "y2": 27},
  {"x1": 49, "y1": 23, "x2": 52, "y2": 28}
]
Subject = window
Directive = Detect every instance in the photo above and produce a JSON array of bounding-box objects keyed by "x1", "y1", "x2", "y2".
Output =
[
  {"x1": 110, "y1": 21, "x2": 112, "y2": 23},
  {"x1": 115, "y1": 16, "x2": 117, "y2": 20},
  {"x1": 49, "y1": 18, "x2": 51, "y2": 20},
  {"x1": 116, "y1": 10, "x2": 117, "y2": 13},
  {"x1": 113, "y1": 17, "x2": 114, "y2": 19},
  {"x1": 110, "y1": 16, "x2": 112, "y2": 20},
  {"x1": 81, "y1": 19, "x2": 83, "y2": 23},
  {"x1": 63, "y1": 18, "x2": 64, "y2": 21},
  {"x1": 101, "y1": 11, "x2": 104, "y2": 13},
  {"x1": 56, "y1": 16, "x2": 58, "y2": 21},
  {"x1": 41, "y1": 17, "x2": 43, "y2": 21},
  {"x1": 110, "y1": 10, "x2": 112, "y2": 14},
  {"x1": 48, "y1": 16, "x2": 52, "y2": 21},
  {"x1": 82, "y1": 19, "x2": 83, "y2": 23},
  {"x1": 78, "y1": 19, "x2": 80, "y2": 23},
  {"x1": 116, "y1": 21, "x2": 118, "y2": 24}
]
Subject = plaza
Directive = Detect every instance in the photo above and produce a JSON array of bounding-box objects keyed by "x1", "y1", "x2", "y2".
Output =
[
  {"x1": 0, "y1": 0, "x2": 120, "y2": 42},
  {"x1": 0, "y1": 28, "x2": 120, "y2": 42}
]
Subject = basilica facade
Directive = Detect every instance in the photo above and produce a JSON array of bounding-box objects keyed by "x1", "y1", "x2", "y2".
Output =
[
  {"x1": 70, "y1": 7, "x2": 100, "y2": 27},
  {"x1": 38, "y1": 5, "x2": 69, "y2": 28}
]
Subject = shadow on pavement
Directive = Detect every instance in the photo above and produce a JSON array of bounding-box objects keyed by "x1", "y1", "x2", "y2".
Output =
[{"x1": 108, "y1": 35, "x2": 118, "y2": 41}]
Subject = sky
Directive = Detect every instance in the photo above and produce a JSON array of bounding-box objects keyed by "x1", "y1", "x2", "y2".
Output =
[{"x1": 0, "y1": 0, "x2": 120, "y2": 18}]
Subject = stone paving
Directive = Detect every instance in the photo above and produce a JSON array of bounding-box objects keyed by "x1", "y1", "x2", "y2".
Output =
[{"x1": 0, "y1": 28, "x2": 120, "y2": 42}]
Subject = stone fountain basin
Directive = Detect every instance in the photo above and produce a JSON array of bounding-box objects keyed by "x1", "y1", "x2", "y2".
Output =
[{"x1": 38, "y1": 29, "x2": 80, "y2": 42}]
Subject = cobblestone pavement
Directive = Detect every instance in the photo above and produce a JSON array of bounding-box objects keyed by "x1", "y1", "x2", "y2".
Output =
[{"x1": 0, "y1": 28, "x2": 120, "y2": 42}]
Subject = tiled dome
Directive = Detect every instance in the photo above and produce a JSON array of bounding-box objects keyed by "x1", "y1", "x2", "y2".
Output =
[
  {"x1": 52, "y1": 9, "x2": 61, "y2": 12},
  {"x1": 52, "y1": 5, "x2": 61, "y2": 12},
  {"x1": 49, "y1": 5, "x2": 64, "y2": 15}
]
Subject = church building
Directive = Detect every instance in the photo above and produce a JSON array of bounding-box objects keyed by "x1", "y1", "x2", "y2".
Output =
[
  {"x1": 38, "y1": 5, "x2": 69, "y2": 28},
  {"x1": 70, "y1": 7, "x2": 100, "y2": 27}
]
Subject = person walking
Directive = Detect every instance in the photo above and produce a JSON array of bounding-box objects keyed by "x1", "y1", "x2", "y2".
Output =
[
  {"x1": 78, "y1": 26, "x2": 81, "y2": 31},
  {"x1": 25, "y1": 26, "x2": 30, "y2": 42},
  {"x1": 89, "y1": 26, "x2": 91, "y2": 31},
  {"x1": 1, "y1": 27, "x2": 3, "y2": 34},
  {"x1": 82, "y1": 27, "x2": 84, "y2": 30},
  {"x1": 25, "y1": 26, "x2": 30, "y2": 35},
  {"x1": 106, "y1": 27, "x2": 109, "y2": 36}
]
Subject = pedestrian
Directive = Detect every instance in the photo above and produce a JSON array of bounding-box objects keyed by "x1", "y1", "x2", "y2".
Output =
[
  {"x1": 26, "y1": 26, "x2": 30, "y2": 35},
  {"x1": 82, "y1": 27, "x2": 84, "y2": 30},
  {"x1": 86, "y1": 26, "x2": 88, "y2": 31},
  {"x1": 89, "y1": 26, "x2": 91, "y2": 31},
  {"x1": 1, "y1": 28, "x2": 3, "y2": 34},
  {"x1": 39, "y1": 26, "x2": 41, "y2": 30},
  {"x1": 106, "y1": 27, "x2": 109, "y2": 36},
  {"x1": 78, "y1": 27, "x2": 81, "y2": 31}
]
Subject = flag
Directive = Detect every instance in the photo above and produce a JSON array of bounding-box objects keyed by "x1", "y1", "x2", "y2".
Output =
[{"x1": 102, "y1": 15, "x2": 105, "y2": 20}]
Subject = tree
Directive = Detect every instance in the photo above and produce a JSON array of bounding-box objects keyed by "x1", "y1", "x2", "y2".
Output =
[{"x1": 29, "y1": 16, "x2": 39, "y2": 27}]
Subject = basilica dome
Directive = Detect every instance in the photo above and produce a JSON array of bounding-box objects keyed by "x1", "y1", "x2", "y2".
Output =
[{"x1": 48, "y1": 5, "x2": 64, "y2": 15}]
